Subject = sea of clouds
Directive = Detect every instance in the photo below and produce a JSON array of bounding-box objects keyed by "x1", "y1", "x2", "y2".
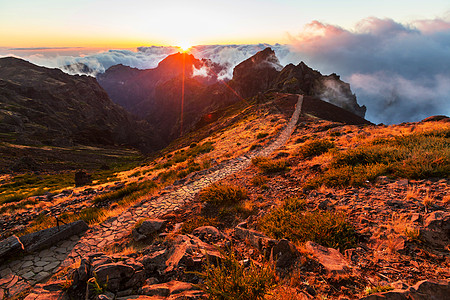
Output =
[{"x1": 1, "y1": 15, "x2": 449, "y2": 124}]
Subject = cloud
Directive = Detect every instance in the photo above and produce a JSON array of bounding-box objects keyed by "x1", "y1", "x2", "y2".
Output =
[{"x1": 286, "y1": 16, "x2": 450, "y2": 123}]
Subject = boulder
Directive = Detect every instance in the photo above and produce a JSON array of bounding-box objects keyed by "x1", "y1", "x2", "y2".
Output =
[
  {"x1": 138, "y1": 219, "x2": 166, "y2": 235},
  {"x1": 0, "y1": 235, "x2": 24, "y2": 263},
  {"x1": 94, "y1": 263, "x2": 136, "y2": 292},
  {"x1": 305, "y1": 241, "x2": 351, "y2": 275},
  {"x1": 19, "y1": 220, "x2": 88, "y2": 253},
  {"x1": 140, "y1": 280, "x2": 196, "y2": 297},
  {"x1": 234, "y1": 223, "x2": 276, "y2": 253},
  {"x1": 271, "y1": 239, "x2": 298, "y2": 269},
  {"x1": 420, "y1": 211, "x2": 450, "y2": 248},
  {"x1": 164, "y1": 235, "x2": 222, "y2": 274}
]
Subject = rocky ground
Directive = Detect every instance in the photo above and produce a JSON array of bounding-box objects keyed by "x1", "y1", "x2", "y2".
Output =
[{"x1": 0, "y1": 96, "x2": 449, "y2": 300}]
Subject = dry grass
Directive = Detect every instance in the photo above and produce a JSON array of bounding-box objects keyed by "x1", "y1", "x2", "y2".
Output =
[
  {"x1": 252, "y1": 157, "x2": 290, "y2": 173},
  {"x1": 405, "y1": 185, "x2": 420, "y2": 200},
  {"x1": 423, "y1": 190, "x2": 434, "y2": 211}
]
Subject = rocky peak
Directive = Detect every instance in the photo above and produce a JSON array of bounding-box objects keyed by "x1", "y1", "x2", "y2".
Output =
[{"x1": 232, "y1": 47, "x2": 282, "y2": 99}]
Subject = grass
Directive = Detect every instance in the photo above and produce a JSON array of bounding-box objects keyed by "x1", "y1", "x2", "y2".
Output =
[
  {"x1": 19, "y1": 180, "x2": 158, "y2": 236},
  {"x1": 197, "y1": 251, "x2": 277, "y2": 300},
  {"x1": 308, "y1": 129, "x2": 450, "y2": 188},
  {"x1": 181, "y1": 216, "x2": 219, "y2": 234},
  {"x1": 0, "y1": 173, "x2": 73, "y2": 205},
  {"x1": 364, "y1": 285, "x2": 394, "y2": 295},
  {"x1": 252, "y1": 175, "x2": 269, "y2": 186},
  {"x1": 92, "y1": 181, "x2": 157, "y2": 205},
  {"x1": 199, "y1": 183, "x2": 248, "y2": 206},
  {"x1": 297, "y1": 139, "x2": 334, "y2": 159},
  {"x1": 259, "y1": 198, "x2": 357, "y2": 250},
  {"x1": 252, "y1": 157, "x2": 289, "y2": 173}
]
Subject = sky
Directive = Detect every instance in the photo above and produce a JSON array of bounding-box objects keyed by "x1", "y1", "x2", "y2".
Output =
[
  {"x1": 1, "y1": 1, "x2": 450, "y2": 124},
  {"x1": 1, "y1": 0, "x2": 449, "y2": 47}
]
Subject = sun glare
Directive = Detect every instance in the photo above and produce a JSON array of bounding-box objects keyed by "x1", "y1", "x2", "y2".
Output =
[{"x1": 178, "y1": 41, "x2": 192, "y2": 52}]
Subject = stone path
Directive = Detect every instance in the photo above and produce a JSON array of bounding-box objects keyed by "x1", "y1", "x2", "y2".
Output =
[{"x1": 0, "y1": 95, "x2": 303, "y2": 297}]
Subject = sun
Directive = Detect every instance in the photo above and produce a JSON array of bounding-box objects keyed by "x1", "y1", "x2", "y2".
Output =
[{"x1": 178, "y1": 41, "x2": 192, "y2": 52}]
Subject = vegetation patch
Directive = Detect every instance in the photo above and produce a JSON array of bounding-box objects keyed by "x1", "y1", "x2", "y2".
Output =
[
  {"x1": 197, "y1": 251, "x2": 276, "y2": 300},
  {"x1": 364, "y1": 285, "x2": 394, "y2": 295},
  {"x1": 308, "y1": 129, "x2": 449, "y2": 188},
  {"x1": 93, "y1": 180, "x2": 157, "y2": 205},
  {"x1": 297, "y1": 139, "x2": 334, "y2": 159},
  {"x1": 252, "y1": 157, "x2": 289, "y2": 173},
  {"x1": 259, "y1": 198, "x2": 357, "y2": 250},
  {"x1": 199, "y1": 183, "x2": 248, "y2": 206},
  {"x1": 251, "y1": 175, "x2": 269, "y2": 186}
]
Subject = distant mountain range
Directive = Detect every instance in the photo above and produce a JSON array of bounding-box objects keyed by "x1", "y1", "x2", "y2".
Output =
[{"x1": 0, "y1": 48, "x2": 368, "y2": 153}]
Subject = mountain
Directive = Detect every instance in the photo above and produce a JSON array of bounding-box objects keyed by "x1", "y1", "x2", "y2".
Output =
[
  {"x1": 231, "y1": 48, "x2": 366, "y2": 117},
  {"x1": 97, "y1": 53, "x2": 235, "y2": 144},
  {"x1": 97, "y1": 48, "x2": 367, "y2": 146},
  {"x1": 0, "y1": 57, "x2": 161, "y2": 151}
]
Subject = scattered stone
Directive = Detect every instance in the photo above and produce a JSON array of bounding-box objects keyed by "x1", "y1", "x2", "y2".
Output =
[
  {"x1": 420, "y1": 210, "x2": 450, "y2": 248},
  {"x1": 192, "y1": 226, "x2": 224, "y2": 242},
  {"x1": 305, "y1": 241, "x2": 351, "y2": 275}
]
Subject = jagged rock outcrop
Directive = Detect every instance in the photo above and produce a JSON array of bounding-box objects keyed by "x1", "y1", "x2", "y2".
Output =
[{"x1": 0, "y1": 57, "x2": 161, "y2": 152}]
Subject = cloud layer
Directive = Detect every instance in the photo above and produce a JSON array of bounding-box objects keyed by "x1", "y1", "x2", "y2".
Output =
[
  {"x1": 285, "y1": 16, "x2": 450, "y2": 123},
  {"x1": 1, "y1": 15, "x2": 449, "y2": 124}
]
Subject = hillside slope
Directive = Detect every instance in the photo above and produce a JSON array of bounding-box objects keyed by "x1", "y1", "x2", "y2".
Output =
[{"x1": 0, "y1": 57, "x2": 161, "y2": 151}]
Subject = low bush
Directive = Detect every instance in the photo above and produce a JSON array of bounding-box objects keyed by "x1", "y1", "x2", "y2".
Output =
[
  {"x1": 198, "y1": 183, "x2": 248, "y2": 206},
  {"x1": 297, "y1": 139, "x2": 334, "y2": 159},
  {"x1": 259, "y1": 198, "x2": 356, "y2": 250},
  {"x1": 252, "y1": 157, "x2": 289, "y2": 173},
  {"x1": 197, "y1": 251, "x2": 276, "y2": 300}
]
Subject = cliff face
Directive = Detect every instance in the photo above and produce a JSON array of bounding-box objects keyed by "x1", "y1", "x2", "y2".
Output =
[{"x1": 0, "y1": 57, "x2": 161, "y2": 152}]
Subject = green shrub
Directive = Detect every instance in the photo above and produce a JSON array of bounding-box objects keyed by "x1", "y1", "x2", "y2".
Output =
[
  {"x1": 259, "y1": 198, "x2": 356, "y2": 250},
  {"x1": 198, "y1": 183, "x2": 248, "y2": 206},
  {"x1": 297, "y1": 139, "x2": 334, "y2": 159},
  {"x1": 252, "y1": 157, "x2": 289, "y2": 173},
  {"x1": 197, "y1": 251, "x2": 276, "y2": 300}
]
